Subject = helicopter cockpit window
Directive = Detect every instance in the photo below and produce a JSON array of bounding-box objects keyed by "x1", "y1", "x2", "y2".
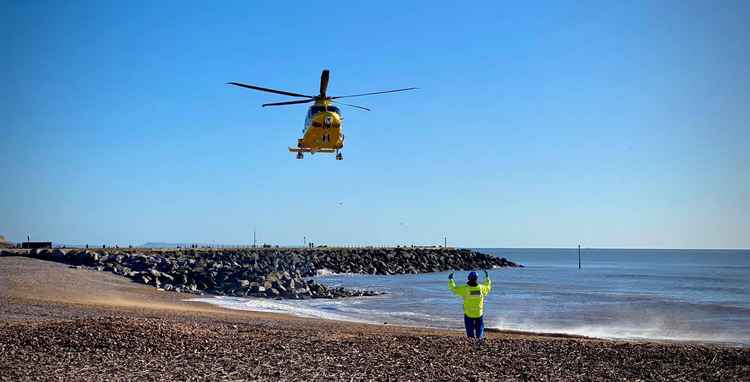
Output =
[{"x1": 308, "y1": 106, "x2": 341, "y2": 116}]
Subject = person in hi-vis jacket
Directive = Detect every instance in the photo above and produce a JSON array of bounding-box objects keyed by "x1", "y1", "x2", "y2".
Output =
[{"x1": 448, "y1": 270, "x2": 491, "y2": 341}]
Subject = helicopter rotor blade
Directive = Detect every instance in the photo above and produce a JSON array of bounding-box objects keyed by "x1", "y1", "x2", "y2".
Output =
[
  {"x1": 262, "y1": 99, "x2": 316, "y2": 107},
  {"x1": 331, "y1": 100, "x2": 371, "y2": 111},
  {"x1": 320, "y1": 69, "x2": 330, "y2": 98},
  {"x1": 227, "y1": 82, "x2": 313, "y2": 98},
  {"x1": 331, "y1": 87, "x2": 417, "y2": 99}
]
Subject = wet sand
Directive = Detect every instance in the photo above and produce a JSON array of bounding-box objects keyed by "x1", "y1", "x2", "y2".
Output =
[{"x1": 1, "y1": 256, "x2": 748, "y2": 381}]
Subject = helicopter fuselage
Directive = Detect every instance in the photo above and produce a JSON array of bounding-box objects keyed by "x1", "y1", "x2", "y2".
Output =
[{"x1": 289, "y1": 100, "x2": 344, "y2": 157}]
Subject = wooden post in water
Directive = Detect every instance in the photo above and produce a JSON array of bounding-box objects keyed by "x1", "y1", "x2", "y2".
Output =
[{"x1": 578, "y1": 244, "x2": 581, "y2": 269}]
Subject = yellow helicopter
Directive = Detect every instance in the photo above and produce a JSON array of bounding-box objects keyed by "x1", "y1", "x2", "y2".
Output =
[{"x1": 228, "y1": 69, "x2": 416, "y2": 160}]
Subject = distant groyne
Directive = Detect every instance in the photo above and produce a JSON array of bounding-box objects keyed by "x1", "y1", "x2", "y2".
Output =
[{"x1": 2, "y1": 247, "x2": 521, "y2": 299}]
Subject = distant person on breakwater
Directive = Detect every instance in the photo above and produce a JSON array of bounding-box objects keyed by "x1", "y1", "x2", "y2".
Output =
[{"x1": 448, "y1": 270, "x2": 491, "y2": 343}]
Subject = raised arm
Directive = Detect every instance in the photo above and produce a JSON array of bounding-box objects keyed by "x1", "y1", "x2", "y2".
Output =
[
  {"x1": 481, "y1": 269, "x2": 492, "y2": 296},
  {"x1": 448, "y1": 272, "x2": 464, "y2": 296}
]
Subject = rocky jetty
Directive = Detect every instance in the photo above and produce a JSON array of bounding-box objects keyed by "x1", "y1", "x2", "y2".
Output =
[{"x1": 15, "y1": 247, "x2": 520, "y2": 299}]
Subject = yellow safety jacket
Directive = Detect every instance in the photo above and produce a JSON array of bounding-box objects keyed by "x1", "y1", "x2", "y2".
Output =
[{"x1": 448, "y1": 277, "x2": 491, "y2": 318}]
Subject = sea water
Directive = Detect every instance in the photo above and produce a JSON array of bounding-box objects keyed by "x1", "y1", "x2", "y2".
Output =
[{"x1": 192, "y1": 249, "x2": 750, "y2": 346}]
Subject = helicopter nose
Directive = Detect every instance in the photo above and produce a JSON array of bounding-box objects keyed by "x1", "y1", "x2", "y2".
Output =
[{"x1": 318, "y1": 112, "x2": 340, "y2": 128}]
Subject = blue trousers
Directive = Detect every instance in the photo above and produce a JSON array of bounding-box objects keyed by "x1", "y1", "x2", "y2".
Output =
[{"x1": 464, "y1": 315, "x2": 484, "y2": 338}]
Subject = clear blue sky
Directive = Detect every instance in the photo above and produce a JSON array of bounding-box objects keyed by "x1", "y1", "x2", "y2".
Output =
[{"x1": 2, "y1": 1, "x2": 748, "y2": 248}]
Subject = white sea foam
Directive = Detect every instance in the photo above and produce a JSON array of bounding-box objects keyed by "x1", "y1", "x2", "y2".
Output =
[
  {"x1": 487, "y1": 316, "x2": 747, "y2": 345},
  {"x1": 188, "y1": 295, "x2": 447, "y2": 328},
  {"x1": 189, "y1": 296, "x2": 376, "y2": 324},
  {"x1": 315, "y1": 268, "x2": 337, "y2": 277}
]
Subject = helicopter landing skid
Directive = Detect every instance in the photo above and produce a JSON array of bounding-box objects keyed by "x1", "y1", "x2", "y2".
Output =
[
  {"x1": 288, "y1": 147, "x2": 336, "y2": 153},
  {"x1": 289, "y1": 147, "x2": 342, "y2": 160}
]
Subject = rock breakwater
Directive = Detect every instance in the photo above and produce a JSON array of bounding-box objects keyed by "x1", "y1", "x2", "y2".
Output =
[{"x1": 8, "y1": 247, "x2": 520, "y2": 299}]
